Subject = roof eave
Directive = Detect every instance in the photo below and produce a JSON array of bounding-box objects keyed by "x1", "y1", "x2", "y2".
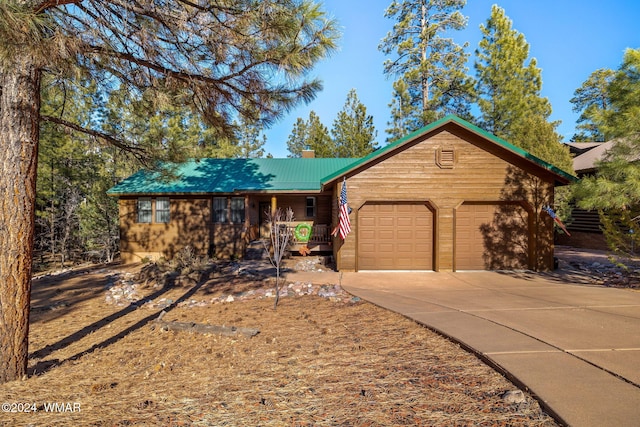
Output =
[{"x1": 107, "y1": 188, "x2": 330, "y2": 197}]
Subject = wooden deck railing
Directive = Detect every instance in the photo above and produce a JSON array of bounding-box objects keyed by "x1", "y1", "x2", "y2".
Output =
[{"x1": 287, "y1": 223, "x2": 332, "y2": 245}]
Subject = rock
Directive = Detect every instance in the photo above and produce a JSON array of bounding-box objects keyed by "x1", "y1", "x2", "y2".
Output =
[
  {"x1": 104, "y1": 258, "x2": 356, "y2": 310},
  {"x1": 501, "y1": 390, "x2": 526, "y2": 404}
]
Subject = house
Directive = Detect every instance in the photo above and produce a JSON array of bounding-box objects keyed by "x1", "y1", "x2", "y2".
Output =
[
  {"x1": 107, "y1": 156, "x2": 357, "y2": 262},
  {"x1": 108, "y1": 115, "x2": 575, "y2": 271},
  {"x1": 561, "y1": 140, "x2": 619, "y2": 250},
  {"x1": 567, "y1": 140, "x2": 618, "y2": 177}
]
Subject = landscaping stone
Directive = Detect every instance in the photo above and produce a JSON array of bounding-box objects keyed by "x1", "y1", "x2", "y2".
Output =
[
  {"x1": 562, "y1": 258, "x2": 640, "y2": 288},
  {"x1": 103, "y1": 258, "x2": 356, "y2": 309},
  {"x1": 105, "y1": 272, "x2": 142, "y2": 306},
  {"x1": 501, "y1": 390, "x2": 526, "y2": 404}
]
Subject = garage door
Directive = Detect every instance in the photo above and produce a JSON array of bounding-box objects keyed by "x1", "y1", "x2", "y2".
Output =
[
  {"x1": 358, "y1": 203, "x2": 433, "y2": 270},
  {"x1": 456, "y1": 203, "x2": 529, "y2": 270}
]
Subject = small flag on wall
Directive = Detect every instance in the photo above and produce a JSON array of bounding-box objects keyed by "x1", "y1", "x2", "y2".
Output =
[
  {"x1": 336, "y1": 178, "x2": 352, "y2": 240},
  {"x1": 543, "y1": 206, "x2": 571, "y2": 237}
]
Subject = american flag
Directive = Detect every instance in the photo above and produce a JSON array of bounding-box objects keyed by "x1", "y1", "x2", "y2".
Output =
[
  {"x1": 543, "y1": 206, "x2": 571, "y2": 237},
  {"x1": 338, "y1": 178, "x2": 351, "y2": 240}
]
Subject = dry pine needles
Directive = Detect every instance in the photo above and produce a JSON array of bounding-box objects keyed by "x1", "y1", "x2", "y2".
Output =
[{"x1": 0, "y1": 262, "x2": 558, "y2": 426}]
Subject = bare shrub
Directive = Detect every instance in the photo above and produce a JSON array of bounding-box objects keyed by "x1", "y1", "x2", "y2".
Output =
[{"x1": 263, "y1": 207, "x2": 294, "y2": 309}]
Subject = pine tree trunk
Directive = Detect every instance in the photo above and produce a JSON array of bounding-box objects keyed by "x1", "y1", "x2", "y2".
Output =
[
  {"x1": 421, "y1": 2, "x2": 430, "y2": 112},
  {"x1": 0, "y1": 59, "x2": 41, "y2": 383}
]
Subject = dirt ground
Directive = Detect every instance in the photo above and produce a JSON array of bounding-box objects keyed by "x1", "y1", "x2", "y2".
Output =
[{"x1": 0, "y1": 259, "x2": 559, "y2": 427}]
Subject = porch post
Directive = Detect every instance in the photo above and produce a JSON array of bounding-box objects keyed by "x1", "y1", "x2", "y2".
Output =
[
  {"x1": 271, "y1": 195, "x2": 277, "y2": 215},
  {"x1": 245, "y1": 195, "x2": 250, "y2": 227}
]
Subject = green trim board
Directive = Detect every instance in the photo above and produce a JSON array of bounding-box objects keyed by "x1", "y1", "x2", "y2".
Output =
[{"x1": 320, "y1": 115, "x2": 577, "y2": 187}]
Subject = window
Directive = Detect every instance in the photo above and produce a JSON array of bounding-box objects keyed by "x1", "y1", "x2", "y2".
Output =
[
  {"x1": 213, "y1": 197, "x2": 228, "y2": 223},
  {"x1": 155, "y1": 197, "x2": 170, "y2": 223},
  {"x1": 137, "y1": 198, "x2": 152, "y2": 223},
  {"x1": 213, "y1": 197, "x2": 245, "y2": 223},
  {"x1": 306, "y1": 197, "x2": 316, "y2": 218},
  {"x1": 230, "y1": 197, "x2": 245, "y2": 223},
  {"x1": 137, "y1": 197, "x2": 170, "y2": 223}
]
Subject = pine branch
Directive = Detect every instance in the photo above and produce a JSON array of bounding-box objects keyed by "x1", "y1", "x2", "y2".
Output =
[
  {"x1": 34, "y1": 0, "x2": 81, "y2": 14},
  {"x1": 40, "y1": 115, "x2": 151, "y2": 165}
]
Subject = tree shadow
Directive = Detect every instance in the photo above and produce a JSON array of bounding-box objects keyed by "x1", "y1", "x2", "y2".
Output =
[
  {"x1": 479, "y1": 202, "x2": 530, "y2": 269},
  {"x1": 29, "y1": 265, "x2": 118, "y2": 324},
  {"x1": 27, "y1": 267, "x2": 212, "y2": 376},
  {"x1": 477, "y1": 166, "x2": 554, "y2": 271},
  {"x1": 111, "y1": 159, "x2": 276, "y2": 195},
  {"x1": 192, "y1": 259, "x2": 293, "y2": 297}
]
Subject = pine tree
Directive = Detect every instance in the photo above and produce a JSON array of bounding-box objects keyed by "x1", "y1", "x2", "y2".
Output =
[
  {"x1": 597, "y1": 49, "x2": 640, "y2": 140},
  {"x1": 573, "y1": 49, "x2": 640, "y2": 255},
  {"x1": 286, "y1": 111, "x2": 335, "y2": 157},
  {"x1": 331, "y1": 89, "x2": 378, "y2": 157},
  {"x1": 474, "y1": 5, "x2": 573, "y2": 173},
  {"x1": 101, "y1": 88, "x2": 231, "y2": 163},
  {"x1": 78, "y1": 148, "x2": 122, "y2": 264},
  {"x1": 236, "y1": 126, "x2": 267, "y2": 159},
  {"x1": 386, "y1": 80, "x2": 414, "y2": 142},
  {"x1": 0, "y1": 0, "x2": 338, "y2": 383},
  {"x1": 570, "y1": 69, "x2": 615, "y2": 142},
  {"x1": 36, "y1": 76, "x2": 100, "y2": 268},
  {"x1": 379, "y1": 0, "x2": 474, "y2": 139},
  {"x1": 234, "y1": 103, "x2": 268, "y2": 158}
]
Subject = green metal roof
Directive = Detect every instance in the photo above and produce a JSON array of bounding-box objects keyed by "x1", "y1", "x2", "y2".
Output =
[
  {"x1": 108, "y1": 116, "x2": 576, "y2": 197},
  {"x1": 321, "y1": 115, "x2": 577, "y2": 186},
  {"x1": 107, "y1": 158, "x2": 359, "y2": 195}
]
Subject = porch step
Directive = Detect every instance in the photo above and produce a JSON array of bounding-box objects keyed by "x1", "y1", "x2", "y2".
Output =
[{"x1": 245, "y1": 240, "x2": 269, "y2": 260}]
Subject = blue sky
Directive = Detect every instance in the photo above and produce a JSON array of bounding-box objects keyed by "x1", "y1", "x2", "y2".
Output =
[{"x1": 263, "y1": 0, "x2": 640, "y2": 158}]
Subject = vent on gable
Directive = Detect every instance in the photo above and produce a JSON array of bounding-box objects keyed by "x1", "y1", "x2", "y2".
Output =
[{"x1": 436, "y1": 147, "x2": 456, "y2": 169}]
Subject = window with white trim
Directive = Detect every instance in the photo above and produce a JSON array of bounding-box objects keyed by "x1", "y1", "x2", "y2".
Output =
[
  {"x1": 213, "y1": 197, "x2": 228, "y2": 223},
  {"x1": 230, "y1": 197, "x2": 245, "y2": 223},
  {"x1": 137, "y1": 198, "x2": 152, "y2": 223},
  {"x1": 155, "y1": 197, "x2": 170, "y2": 223},
  {"x1": 213, "y1": 197, "x2": 246, "y2": 224},
  {"x1": 137, "y1": 197, "x2": 170, "y2": 223}
]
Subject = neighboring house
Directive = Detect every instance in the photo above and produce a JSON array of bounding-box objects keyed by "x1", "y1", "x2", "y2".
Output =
[
  {"x1": 568, "y1": 140, "x2": 618, "y2": 177},
  {"x1": 561, "y1": 141, "x2": 617, "y2": 250},
  {"x1": 108, "y1": 115, "x2": 575, "y2": 271}
]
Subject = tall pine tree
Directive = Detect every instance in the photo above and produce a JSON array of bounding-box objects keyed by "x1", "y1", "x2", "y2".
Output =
[
  {"x1": 474, "y1": 5, "x2": 572, "y2": 173},
  {"x1": 379, "y1": 0, "x2": 475, "y2": 141},
  {"x1": 570, "y1": 69, "x2": 615, "y2": 142},
  {"x1": 287, "y1": 90, "x2": 379, "y2": 158},
  {"x1": 235, "y1": 116, "x2": 268, "y2": 158},
  {"x1": 0, "y1": 0, "x2": 338, "y2": 383}
]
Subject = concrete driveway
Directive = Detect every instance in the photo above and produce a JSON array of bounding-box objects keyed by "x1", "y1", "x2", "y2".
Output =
[{"x1": 340, "y1": 271, "x2": 640, "y2": 427}]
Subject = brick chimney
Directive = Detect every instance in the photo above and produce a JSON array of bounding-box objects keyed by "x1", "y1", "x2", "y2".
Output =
[{"x1": 301, "y1": 149, "x2": 315, "y2": 158}]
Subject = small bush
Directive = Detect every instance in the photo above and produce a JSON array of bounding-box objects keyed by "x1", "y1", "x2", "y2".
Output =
[{"x1": 170, "y1": 246, "x2": 207, "y2": 274}]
